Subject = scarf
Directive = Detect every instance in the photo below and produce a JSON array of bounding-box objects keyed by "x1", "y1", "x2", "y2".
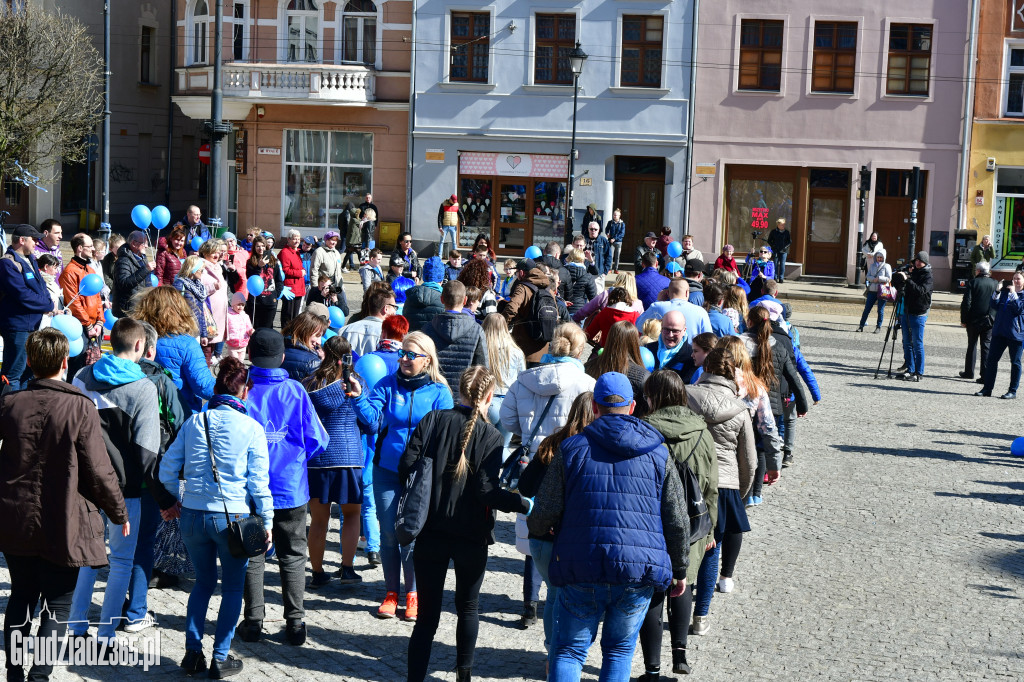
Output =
[
  {"x1": 209, "y1": 394, "x2": 247, "y2": 414},
  {"x1": 176, "y1": 275, "x2": 208, "y2": 302},
  {"x1": 377, "y1": 338, "x2": 401, "y2": 353},
  {"x1": 395, "y1": 371, "x2": 432, "y2": 391},
  {"x1": 657, "y1": 336, "x2": 685, "y2": 369},
  {"x1": 540, "y1": 354, "x2": 585, "y2": 372}
]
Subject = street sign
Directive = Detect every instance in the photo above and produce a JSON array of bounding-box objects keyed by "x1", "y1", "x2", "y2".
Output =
[{"x1": 198, "y1": 143, "x2": 211, "y2": 165}]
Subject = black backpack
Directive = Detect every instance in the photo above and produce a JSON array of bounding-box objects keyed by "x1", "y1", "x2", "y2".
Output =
[
  {"x1": 677, "y1": 434, "x2": 713, "y2": 544},
  {"x1": 524, "y1": 282, "x2": 559, "y2": 343}
]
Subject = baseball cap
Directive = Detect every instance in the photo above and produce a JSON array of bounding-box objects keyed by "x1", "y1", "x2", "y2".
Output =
[
  {"x1": 389, "y1": 254, "x2": 406, "y2": 268},
  {"x1": 248, "y1": 328, "x2": 286, "y2": 369},
  {"x1": 10, "y1": 224, "x2": 44, "y2": 240},
  {"x1": 684, "y1": 259, "x2": 705, "y2": 276},
  {"x1": 302, "y1": 235, "x2": 317, "y2": 245},
  {"x1": 305, "y1": 301, "x2": 330, "y2": 321},
  {"x1": 644, "y1": 231, "x2": 657, "y2": 240},
  {"x1": 324, "y1": 230, "x2": 340, "y2": 240},
  {"x1": 594, "y1": 372, "x2": 633, "y2": 408},
  {"x1": 450, "y1": 193, "x2": 458, "y2": 201},
  {"x1": 517, "y1": 258, "x2": 538, "y2": 273}
]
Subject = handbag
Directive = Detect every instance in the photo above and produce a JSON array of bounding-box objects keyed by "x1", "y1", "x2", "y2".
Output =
[
  {"x1": 395, "y1": 453, "x2": 433, "y2": 546},
  {"x1": 203, "y1": 415, "x2": 265, "y2": 559},
  {"x1": 83, "y1": 336, "x2": 103, "y2": 366},
  {"x1": 204, "y1": 300, "x2": 218, "y2": 338},
  {"x1": 499, "y1": 395, "x2": 556, "y2": 492},
  {"x1": 878, "y1": 282, "x2": 897, "y2": 302}
]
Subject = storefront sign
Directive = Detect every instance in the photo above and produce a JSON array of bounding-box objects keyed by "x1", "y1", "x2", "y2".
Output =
[
  {"x1": 234, "y1": 130, "x2": 247, "y2": 175},
  {"x1": 425, "y1": 149, "x2": 445, "y2": 163},
  {"x1": 695, "y1": 163, "x2": 716, "y2": 178},
  {"x1": 459, "y1": 151, "x2": 568, "y2": 179},
  {"x1": 258, "y1": 146, "x2": 281, "y2": 156},
  {"x1": 750, "y1": 206, "x2": 769, "y2": 230}
]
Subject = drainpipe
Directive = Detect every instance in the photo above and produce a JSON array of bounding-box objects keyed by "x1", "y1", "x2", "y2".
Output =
[
  {"x1": 405, "y1": 5, "x2": 417, "y2": 237},
  {"x1": 166, "y1": 0, "x2": 175, "y2": 207},
  {"x1": 957, "y1": 0, "x2": 980, "y2": 233},
  {"x1": 681, "y1": 0, "x2": 699, "y2": 233}
]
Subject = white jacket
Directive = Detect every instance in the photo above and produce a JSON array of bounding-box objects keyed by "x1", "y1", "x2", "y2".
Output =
[
  {"x1": 865, "y1": 249, "x2": 892, "y2": 293},
  {"x1": 500, "y1": 360, "x2": 596, "y2": 457}
]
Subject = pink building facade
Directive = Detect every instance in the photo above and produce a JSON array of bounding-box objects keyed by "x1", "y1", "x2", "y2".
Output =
[{"x1": 687, "y1": 1, "x2": 971, "y2": 287}]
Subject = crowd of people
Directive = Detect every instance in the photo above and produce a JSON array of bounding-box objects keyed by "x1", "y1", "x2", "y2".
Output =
[{"x1": 43, "y1": 207, "x2": 1024, "y2": 682}]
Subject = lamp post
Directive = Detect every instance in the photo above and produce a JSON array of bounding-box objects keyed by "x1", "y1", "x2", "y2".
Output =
[{"x1": 564, "y1": 42, "x2": 588, "y2": 247}]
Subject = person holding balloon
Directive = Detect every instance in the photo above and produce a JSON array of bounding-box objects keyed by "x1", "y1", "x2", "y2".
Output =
[
  {"x1": 59, "y1": 233, "x2": 107, "y2": 376},
  {"x1": 225, "y1": 292, "x2": 255, "y2": 361},
  {"x1": 245, "y1": 235, "x2": 284, "y2": 330},
  {"x1": 156, "y1": 227, "x2": 187, "y2": 286}
]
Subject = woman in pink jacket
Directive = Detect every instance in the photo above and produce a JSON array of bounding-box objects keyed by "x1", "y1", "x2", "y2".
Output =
[{"x1": 199, "y1": 239, "x2": 229, "y2": 364}]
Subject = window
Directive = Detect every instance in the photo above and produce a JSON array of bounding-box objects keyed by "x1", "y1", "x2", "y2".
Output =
[
  {"x1": 286, "y1": 0, "x2": 319, "y2": 63},
  {"x1": 231, "y1": 2, "x2": 248, "y2": 61},
  {"x1": 450, "y1": 12, "x2": 489, "y2": 82},
  {"x1": 739, "y1": 19, "x2": 783, "y2": 91},
  {"x1": 342, "y1": 0, "x2": 377, "y2": 66},
  {"x1": 191, "y1": 0, "x2": 208, "y2": 65},
  {"x1": 140, "y1": 26, "x2": 155, "y2": 83},
  {"x1": 812, "y1": 22, "x2": 856, "y2": 93},
  {"x1": 283, "y1": 130, "x2": 373, "y2": 229},
  {"x1": 886, "y1": 23, "x2": 932, "y2": 95},
  {"x1": 535, "y1": 14, "x2": 575, "y2": 85},
  {"x1": 1005, "y1": 46, "x2": 1024, "y2": 116},
  {"x1": 621, "y1": 15, "x2": 663, "y2": 87}
]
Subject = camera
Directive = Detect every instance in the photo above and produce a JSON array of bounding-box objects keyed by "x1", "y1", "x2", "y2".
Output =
[{"x1": 341, "y1": 353, "x2": 354, "y2": 388}]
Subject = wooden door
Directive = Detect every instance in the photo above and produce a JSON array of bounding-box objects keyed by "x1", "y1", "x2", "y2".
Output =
[
  {"x1": 872, "y1": 169, "x2": 926, "y2": 264},
  {"x1": 495, "y1": 179, "x2": 532, "y2": 252},
  {"x1": 614, "y1": 178, "x2": 664, "y2": 249},
  {"x1": 805, "y1": 189, "x2": 849, "y2": 275},
  {"x1": 1, "y1": 178, "x2": 29, "y2": 226}
]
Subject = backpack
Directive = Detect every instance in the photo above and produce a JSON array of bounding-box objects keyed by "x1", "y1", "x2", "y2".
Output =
[
  {"x1": 677, "y1": 434, "x2": 713, "y2": 544},
  {"x1": 524, "y1": 282, "x2": 559, "y2": 343},
  {"x1": 395, "y1": 447, "x2": 433, "y2": 545}
]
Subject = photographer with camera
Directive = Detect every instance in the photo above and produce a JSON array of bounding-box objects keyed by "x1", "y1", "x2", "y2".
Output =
[
  {"x1": 893, "y1": 251, "x2": 933, "y2": 382},
  {"x1": 975, "y1": 272, "x2": 1024, "y2": 400}
]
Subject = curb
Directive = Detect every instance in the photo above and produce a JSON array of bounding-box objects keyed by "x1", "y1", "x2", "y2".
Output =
[{"x1": 777, "y1": 291, "x2": 961, "y2": 312}]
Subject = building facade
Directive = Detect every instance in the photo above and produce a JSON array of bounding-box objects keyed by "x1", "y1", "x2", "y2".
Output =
[
  {"x1": 688, "y1": 1, "x2": 971, "y2": 287},
  {"x1": 173, "y1": 0, "x2": 411, "y2": 241},
  {"x1": 408, "y1": 0, "x2": 693, "y2": 258}
]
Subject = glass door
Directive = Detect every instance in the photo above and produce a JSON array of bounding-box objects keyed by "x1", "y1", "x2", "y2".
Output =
[
  {"x1": 496, "y1": 180, "x2": 530, "y2": 252},
  {"x1": 805, "y1": 192, "x2": 848, "y2": 275}
]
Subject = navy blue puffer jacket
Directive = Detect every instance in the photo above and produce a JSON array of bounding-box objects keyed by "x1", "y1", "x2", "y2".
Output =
[
  {"x1": 282, "y1": 341, "x2": 322, "y2": 381},
  {"x1": 306, "y1": 380, "x2": 366, "y2": 468}
]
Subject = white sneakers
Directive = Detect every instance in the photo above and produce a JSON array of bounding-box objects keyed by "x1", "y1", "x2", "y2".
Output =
[
  {"x1": 691, "y1": 615, "x2": 711, "y2": 636},
  {"x1": 717, "y1": 577, "x2": 735, "y2": 593},
  {"x1": 124, "y1": 612, "x2": 157, "y2": 633}
]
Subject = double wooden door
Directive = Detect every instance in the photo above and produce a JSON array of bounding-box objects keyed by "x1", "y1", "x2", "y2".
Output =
[{"x1": 614, "y1": 178, "x2": 664, "y2": 250}]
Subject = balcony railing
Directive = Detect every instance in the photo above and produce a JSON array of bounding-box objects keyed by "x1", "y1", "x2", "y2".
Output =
[{"x1": 177, "y1": 62, "x2": 375, "y2": 104}]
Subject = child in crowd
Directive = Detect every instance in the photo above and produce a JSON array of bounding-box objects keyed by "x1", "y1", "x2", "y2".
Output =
[
  {"x1": 463, "y1": 285, "x2": 483, "y2": 319},
  {"x1": 37, "y1": 253, "x2": 63, "y2": 310},
  {"x1": 444, "y1": 249, "x2": 463, "y2": 283},
  {"x1": 225, "y1": 292, "x2": 254, "y2": 360},
  {"x1": 690, "y1": 332, "x2": 718, "y2": 385}
]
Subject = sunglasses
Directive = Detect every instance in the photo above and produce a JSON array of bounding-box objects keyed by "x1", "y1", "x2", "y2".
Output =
[{"x1": 397, "y1": 349, "x2": 427, "y2": 360}]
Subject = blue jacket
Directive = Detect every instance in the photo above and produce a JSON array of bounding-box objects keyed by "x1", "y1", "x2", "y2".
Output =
[
  {"x1": 246, "y1": 367, "x2": 329, "y2": 509},
  {"x1": 155, "y1": 334, "x2": 216, "y2": 415},
  {"x1": 354, "y1": 371, "x2": 453, "y2": 472},
  {"x1": 307, "y1": 380, "x2": 367, "y2": 468},
  {"x1": 159, "y1": 404, "x2": 275, "y2": 531},
  {"x1": 792, "y1": 345, "x2": 821, "y2": 403},
  {"x1": 605, "y1": 220, "x2": 626, "y2": 244},
  {"x1": 707, "y1": 306, "x2": 736, "y2": 338},
  {"x1": 992, "y1": 288, "x2": 1024, "y2": 342},
  {"x1": 586, "y1": 234, "x2": 613, "y2": 276},
  {"x1": 0, "y1": 248, "x2": 53, "y2": 333},
  {"x1": 635, "y1": 267, "x2": 670, "y2": 311},
  {"x1": 282, "y1": 341, "x2": 321, "y2": 381},
  {"x1": 549, "y1": 414, "x2": 675, "y2": 590}
]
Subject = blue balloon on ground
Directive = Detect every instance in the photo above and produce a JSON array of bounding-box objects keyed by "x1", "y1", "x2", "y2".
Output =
[
  {"x1": 151, "y1": 205, "x2": 171, "y2": 229},
  {"x1": 131, "y1": 205, "x2": 152, "y2": 229},
  {"x1": 639, "y1": 346, "x2": 656, "y2": 372},
  {"x1": 525, "y1": 245, "x2": 542, "y2": 259},
  {"x1": 666, "y1": 262, "x2": 682, "y2": 273},
  {"x1": 355, "y1": 354, "x2": 388, "y2": 391},
  {"x1": 149, "y1": 273, "x2": 159, "y2": 287},
  {"x1": 190, "y1": 236, "x2": 205, "y2": 252},
  {"x1": 246, "y1": 275, "x2": 265, "y2": 297},
  {"x1": 68, "y1": 335, "x2": 85, "y2": 358},
  {"x1": 1012, "y1": 437, "x2": 1024, "y2": 457},
  {"x1": 667, "y1": 241, "x2": 683, "y2": 258},
  {"x1": 51, "y1": 314, "x2": 83, "y2": 342},
  {"x1": 328, "y1": 306, "x2": 345, "y2": 329},
  {"x1": 79, "y1": 273, "x2": 103, "y2": 297}
]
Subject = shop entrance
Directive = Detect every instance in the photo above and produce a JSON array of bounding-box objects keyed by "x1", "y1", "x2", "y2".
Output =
[
  {"x1": 804, "y1": 169, "x2": 852, "y2": 276},
  {"x1": 614, "y1": 157, "x2": 666, "y2": 251},
  {"x1": 872, "y1": 169, "x2": 927, "y2": 265}
]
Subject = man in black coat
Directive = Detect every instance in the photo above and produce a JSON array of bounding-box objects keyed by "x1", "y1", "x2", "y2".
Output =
[
  {"x1": 422, "y1": 280, "x2": 488, "y2": 395},
  {"x1": 896, "y1": 251, "x2": 934, "y2": 382},
  {"x1": 111, "y1": 231, "x2": 156, "y2": 317},
  {"x1": 960, "y1": 260, "x2": 998, "y2": 381},
  {"x1": 539, "y1": 241, "x2": 571, "y2": 302}
]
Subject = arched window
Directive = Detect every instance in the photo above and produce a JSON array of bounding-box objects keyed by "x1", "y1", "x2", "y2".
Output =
[
  {"x1": 190, "y1": 0, "x2": 209, "y2": 65},
  {"x1": 286, "y1": 0, "x2": 319, "y2": 63},
  {"x1": 342, "y1": 0, "x2": 377, "y2": 66}
]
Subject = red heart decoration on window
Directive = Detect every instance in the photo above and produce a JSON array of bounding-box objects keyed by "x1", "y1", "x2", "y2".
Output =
[{"x1": 506, "y1": 155, "x2": 522, "y2": 169}]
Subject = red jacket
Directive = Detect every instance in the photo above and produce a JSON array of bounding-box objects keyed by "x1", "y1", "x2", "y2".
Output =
[
  {"x1": 714, "y1": 255, "x2": 741, "y2": 275},
  {"x1": 278, "y1": 245, "x2": 306, "y2": 297},
  {"x1": 585, "y1": 306, "x2": 641, "y2": 347},
  {"x1": 156, "y1": 246, "x2": 184, "y2": 286}
]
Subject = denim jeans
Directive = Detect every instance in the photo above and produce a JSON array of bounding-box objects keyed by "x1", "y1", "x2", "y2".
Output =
[
  {"x1": 901, "y1": 313, "x2": 927, "y2": 374},
  {"x1": 179, "y1": 508, "x2": 250, "y2": 661},
  {"x1": 773, "y1": 252, "x2": 787, "y2": 282},
  {"x1": 487, "y1": 397, "x2": 514, "y2": 458},
  {"x1": 438, "y1": 227, "x2": 459, "y2": 260},
  {"x1": 549, "y1": 582, "x2": 655, "y2": 682},
  {"x1": 859, "y1": 291, "x2": 886, "y2": 329},
  {"x1": 1, "y1": 330, "x2": 32, "y2": 391},
  {"x1": 373, "y1": 464, "x2": 416, "y2": 594},
  {"x1": 693, "y1": 544, "x2": 720, "y2": 618},
  {"x1": 983, "y1": 335, "x2": 1024, "y2": 394},
  {"x1": 125, "y1": 493, "x2": 163, "y2": 623},
  {"x1": 529, "y1": 539, "x2": 558, "y2": 651},
  {"x1": 783, "y1": 401, "x2": 797, "y2": 454},
  {"x1": 361, "y1": 473, "x2": 380, "y2": 553},
  {"x1": 68, "y1": 497, "x2": 142, "y2": 640},
  {"x1": 610, "y1": 242, "x2": 622, "y2": 272}
]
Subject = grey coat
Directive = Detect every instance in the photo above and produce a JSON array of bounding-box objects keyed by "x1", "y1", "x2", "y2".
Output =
[
  {"x1": 422, "y1": 311, "x2": 489, "y2": 395},
  {"x1": 684, "y1": 373, "x2": 757, "y2": 497}
]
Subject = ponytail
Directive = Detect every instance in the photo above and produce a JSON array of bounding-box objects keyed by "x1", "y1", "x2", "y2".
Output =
[
  {"x1": 747, "y1": 307, "x2": 778, "y2": 388},
  {"x1": 453, "y1": 366, "x2": 496, "y2": 482}
]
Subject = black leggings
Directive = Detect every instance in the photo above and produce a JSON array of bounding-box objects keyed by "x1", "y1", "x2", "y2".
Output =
[
  {"x1": 3, "y1": 554, "x2": 80, "y2": 681},
  {"x1": 638, "y1": 585, "x2": 694, "y2": 670},
  {"x1": 245, "y1": 299, "x2": 278, "y2": 330},
  {"x1": 720, "y1": 533, "x2": 743, "y2": 579},
  {"x1": 407, "y1": 532, "x2": 488, "y2": 681}
]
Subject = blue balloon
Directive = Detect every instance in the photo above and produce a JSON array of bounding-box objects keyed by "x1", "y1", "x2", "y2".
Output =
[
  {"x1": 321, "y1": 328, "x2": 338, "y2": 345},
  {"x1": 524, "y1": 245, "x2": 542, "y2": 259},
  {"x1": 666, "y1": 262, "x2": 681, "y2": 273},
  {"x1": 79, "y1": 273, "x2": 104, "y2": 297},
  {"x1": 151, "y1": 205, "x2": 171, "y2": 229},
  {"x1": 104, "y1": 308, "x2": 116, "y2": 324},
  {"x1": 51, "y1": 314, "x2": 83, "y2": 342},
  {"x1": 103, "y1": 314, "x2": 117, "y2": 330},
  {"x1": 247, "y1": 275, "x2": 265, "y2": 297},
  {"x1": 328, "y1": 306, "x2": 345, "y2": 329},
  {"x1": 149, "y1": 273, "x2": 159, "y2": 287},
  {"x1": 392, "y1": 276, "x2": 415, "y2": 304},
  {"x1": 666, "y1": 241, "x2": 683, "y2": 258},
  {"x1": 190, "y1": 236, "x2": 205, "y2": 252},
  {"x1": 1012, "y1": 437, "x2": 1024, "y2": 457},
  {"x1": 355, "y1": 353, "x2": 388, "y2": 392},
  {"x1": 131, "y1": 205, "x2": 152, "y2": 230},
  {"x1": 639, "y1": 346, "x2": 656, "y2": 372},
  {"x1": 68, "y1": 335, "x2": 85, "y2": 358}
]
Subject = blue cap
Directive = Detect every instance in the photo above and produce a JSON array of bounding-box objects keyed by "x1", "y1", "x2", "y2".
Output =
[
  {"x1": 422, "y1": 256, "x2": 445, "y2": 283},
  {"x1": 594, "y1": 372, "x2": 633, "y2": 407}
]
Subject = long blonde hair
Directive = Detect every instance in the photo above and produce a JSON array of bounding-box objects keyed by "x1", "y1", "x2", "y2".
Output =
[
  {"x1": 452, "y1": 366, "x2": 496, "y2": 482},
  {"x1": 723, "y1": 285, "x2": 749, "y2": 322},
  {"x1": 482, "y1": 313, "x2": 520, "y2": 390},
  {"x1": 717, "y1": 335, "x2": 767, "y2": 399},
  {"x1": 403, "y1": 331, "x2": 447, "y2": 388},
  {"x1": 610, "y1": 272, "x2": 638, "y2": 302}
]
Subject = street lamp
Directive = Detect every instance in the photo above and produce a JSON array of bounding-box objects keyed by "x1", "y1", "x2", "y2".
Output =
[{"x1": 564, "y1": 41, "x2": 587, "y2": 247}]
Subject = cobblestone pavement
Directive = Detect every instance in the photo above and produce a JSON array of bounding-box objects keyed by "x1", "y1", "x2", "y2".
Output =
[{"x1": 4, "y1": 283, "x2": 1024, "y2": 681}]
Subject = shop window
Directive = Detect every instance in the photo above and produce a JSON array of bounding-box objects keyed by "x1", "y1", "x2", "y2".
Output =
[
  {"x1": 726, "y1": 175, "x2": 794, "y2": 255},
  {"x1": 875, "y1": 169, "x2": 926, "y2": 198},
  {"x1": 286, "y1": 0, "x2": 320, "y2": 63},
  {"x1": 996, "y1": 167, "x2": 1024, "y2": 259},
  {"x1": 621, "y1": 15, "x2": 663, "y2": 88},
  {"x1": 532, "y1": 181, "x2": 567, "y2": 245},
  {"x1": 190, "y1": 0, "x2": 209, "y2": 65},
  {"x1": 535, "y1": 14, "x2": 575, "y2": 85},
  {"x1": 451, "y1": 12, "x2": 489, "y2": 82},
  {"x1": 812, "y1": 22, "x2": 856, "y2": 93},
  {"x1": 886, "y1": 23, "x2": 931, "y2": 96},
  {"x1": 460, "y1": 179, "x2": 493, "y2": 244},
  {"x1": 1004, "y1": 45, "x2": 1024, "y2": 116},
  {"x1": 283, "y1": 129, "x2": 373, "y2": 229},
  {"x1": 342, "y1": 0, "x2": 377, "y2": 66},
  {"x1": 739, "y1": 19, "x2": 783, "y2": 91}
]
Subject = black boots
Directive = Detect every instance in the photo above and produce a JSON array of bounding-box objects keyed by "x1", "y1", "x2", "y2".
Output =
[
  {"x1": 519, "y1": 601, "x2": 538, "y2": 629},
  {"x1": 456, "y1": 667, "x2": 472, "y2": 682}
]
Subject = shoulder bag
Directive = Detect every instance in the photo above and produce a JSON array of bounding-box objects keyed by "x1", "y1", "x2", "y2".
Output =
[
  {"x1": 499, "y1": 395, "x2": 556, "y2": 492},
  {"x1": 204, "y1": 414, "x2": 266, "y2": 558}
]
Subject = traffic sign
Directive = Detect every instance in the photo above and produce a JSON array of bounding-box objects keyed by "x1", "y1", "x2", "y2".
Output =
[{"x1": 198, "y1": 143, "x2": 211, "y2": 165}]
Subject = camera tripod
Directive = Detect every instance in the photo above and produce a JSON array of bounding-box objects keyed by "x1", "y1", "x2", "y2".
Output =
[{"x1": 873, "y1": 290, "x2": 905, "y2": 379}]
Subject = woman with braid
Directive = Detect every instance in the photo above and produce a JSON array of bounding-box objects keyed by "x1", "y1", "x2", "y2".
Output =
[{"x1": 399, "y1": 366, "x2": 534, "y2": 682}]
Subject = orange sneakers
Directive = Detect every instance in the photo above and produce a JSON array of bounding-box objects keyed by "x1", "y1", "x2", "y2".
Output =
[
  {"x1": 404, "y1": 592, "x2": 418, "y2": 621},
  {"x1": 377, "y1": 591, "x2": 399, "y2": 619}
]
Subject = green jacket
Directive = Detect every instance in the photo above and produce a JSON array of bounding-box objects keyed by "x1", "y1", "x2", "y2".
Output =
[{"x1": 645, "y1": 405, "x2": 718, "y2": 584}]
